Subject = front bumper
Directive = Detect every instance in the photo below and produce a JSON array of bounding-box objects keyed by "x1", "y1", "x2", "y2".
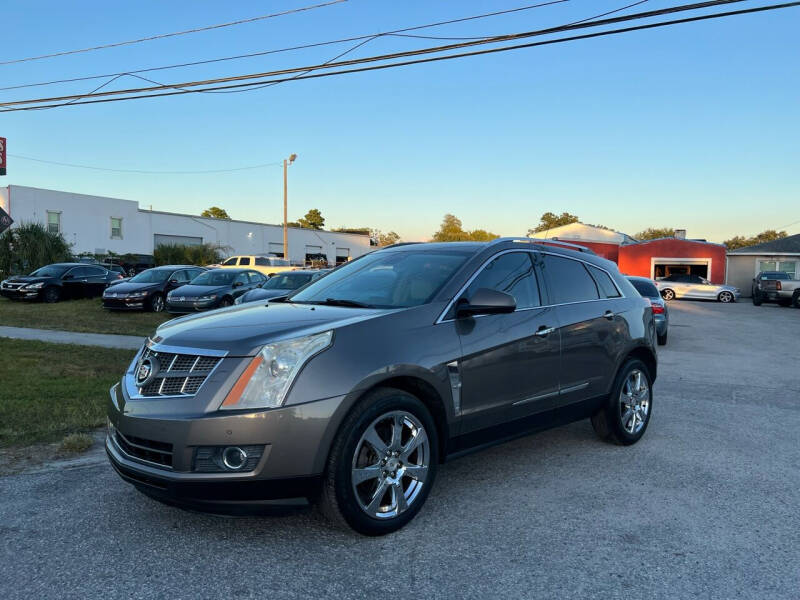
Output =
[
  {"x1": 0, "y1": 287, "x2": 41, "y2": 300},
  {"x1": 107, "y1": 382, "x2": 346, "y2": 504},
  {"x1": 103, "y1": 296, "x2": 148, "y2": 310},
  {"x1": 166, "y1": 299, "x2": 219, "y2": 314}
]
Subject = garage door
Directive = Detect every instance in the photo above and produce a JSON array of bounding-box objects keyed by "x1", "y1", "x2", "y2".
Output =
[{"x1": 154, "y1": 234, "x2": 203, "y2": 247}]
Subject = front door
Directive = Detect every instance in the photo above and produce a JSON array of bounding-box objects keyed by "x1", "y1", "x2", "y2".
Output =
[{"x1": 455, "y1": 251, "x2": 561, "y2": 434}]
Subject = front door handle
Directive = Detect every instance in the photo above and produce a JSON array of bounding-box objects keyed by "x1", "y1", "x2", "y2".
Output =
[
  {"x1": 535, "y1": 326, "x2": 555, "y2": 337},
  {"x1": 604, "y1": 310, "x2": 615, "y2": 320}
]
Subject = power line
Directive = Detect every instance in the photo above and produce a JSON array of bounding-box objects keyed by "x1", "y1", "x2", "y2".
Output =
[
  {"x1": 0, "y1": 1, "x2": 570, "y2": 92},
  {"x1": 0, "y1": 0, "x2": 347, "y2": 66},
  {"x1": 7, "y1": 154, "x2": 282, "y2": 174},
  {"x1": 4, "y1": 1, "x2": 797, "y2": 112},
  {"x1": 0, "y1": 0, "x2": 753, "y2": 108}
]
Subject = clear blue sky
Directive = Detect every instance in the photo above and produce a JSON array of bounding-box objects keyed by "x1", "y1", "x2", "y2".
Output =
[{"x1": 2, "y1": 0, "x2": 798, "y2": 242}]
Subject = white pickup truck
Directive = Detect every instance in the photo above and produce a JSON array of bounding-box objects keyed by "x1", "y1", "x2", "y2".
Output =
[{"x1": 752, "y1": 271, "x2": 800, "y2": 308}]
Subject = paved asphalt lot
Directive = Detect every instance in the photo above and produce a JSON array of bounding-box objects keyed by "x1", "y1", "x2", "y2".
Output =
[{"x1": 1, "y1": 301, "x2": 798, "y2": 599}]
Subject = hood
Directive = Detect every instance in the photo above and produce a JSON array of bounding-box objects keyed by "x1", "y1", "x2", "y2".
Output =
[
  {"x1": 105, "y1": 281, "x2": 159, "y2": 294},
  {"x1": 153, "y1": 302, "x2": 394, "y2": 355},
  {"x1": 243, "y1": 288, "x2": 289, "y2": 301},
  {"x1": 168, "y1": 284, "x2": 229, "y2": 297},
  {"x1": 5, "y1": 276, "x2": 51, "y2": 284}
]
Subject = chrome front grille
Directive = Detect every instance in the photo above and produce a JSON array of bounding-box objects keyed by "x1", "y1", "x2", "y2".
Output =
[{"x1": 136, "y1": 346, "x2": 222, "y2": 397}]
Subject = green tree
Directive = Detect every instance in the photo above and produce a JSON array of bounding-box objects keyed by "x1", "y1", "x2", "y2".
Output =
[
  {"x1": 154, "y1": 243, "x2": 227, "y2": 266},
  {"x1": 0, "y1": 221, "x2": 73, "y2": 278},
  {"x1": 432, "y1": 214, "x2": 498, "y2": 242},
  {"x1": 200, "y1": 206, "x2": 231, "y2": 219},
  {"x1": 723, "y1": 230, "x2": 787, "y2": 250},
  {"x1": 528, "y1": 212, "x2": 580, "y2": 235},
  {"x1": 297, "y1": 208, "x2": 325, "y2": 230},
  {"x1": 371, "y1": 229, "x2": 401, "y2": 247},
  {"x1": 634, "y1": 227, "x2": 676, "y2": 240}
]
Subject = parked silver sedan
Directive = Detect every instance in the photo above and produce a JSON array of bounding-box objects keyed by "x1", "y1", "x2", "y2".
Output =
[{"x1": 654, "y1": 274, "x2": 740, "y2": 303}]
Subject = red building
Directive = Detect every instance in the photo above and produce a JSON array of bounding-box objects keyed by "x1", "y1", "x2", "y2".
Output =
[
  {"x1": 618, "y1": 238, "x2": 727, "y2": 284},
  {"x1": 531, "y1": 223, "x2": 727, "y2": 283}
]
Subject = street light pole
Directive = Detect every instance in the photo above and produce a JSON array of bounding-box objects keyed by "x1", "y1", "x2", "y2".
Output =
[{"x1": 282, "y1": 153, "x2": 297, "y2": 261}]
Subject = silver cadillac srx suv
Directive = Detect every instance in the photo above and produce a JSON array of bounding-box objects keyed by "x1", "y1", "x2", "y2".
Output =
[{"x1": 107, "y1": 238, "x2": 658, "y2": 535}]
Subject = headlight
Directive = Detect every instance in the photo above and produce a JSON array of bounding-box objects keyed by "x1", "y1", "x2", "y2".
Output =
[
  {"x1": 219, "y1": 331, "x2": 333, "y2": 411},
  {"x1": 197, "y1": 294, "x2": 217, "y2": 302},
  {"x1": 23, "y1": 282, "x2": 44, "y2": 289},
  {"x1": 127, "y1": 290, "x2": 149, "y2": 298}
]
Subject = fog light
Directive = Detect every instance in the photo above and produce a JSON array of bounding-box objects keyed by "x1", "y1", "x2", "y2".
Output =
[
  {"x1": 222, "y1": 446, "x2": 247, "y2": 470},
  {"x1": 193, "y1": 445, "x2": 265, "y2": 473}
]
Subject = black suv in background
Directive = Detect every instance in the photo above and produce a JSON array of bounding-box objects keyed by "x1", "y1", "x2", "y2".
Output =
[
  {"x1": 103, "y1": 265, "x2": 207, "y2": 312},
  {"x1": 1, "y1": 263, "x2": 121, "y2": 302}
]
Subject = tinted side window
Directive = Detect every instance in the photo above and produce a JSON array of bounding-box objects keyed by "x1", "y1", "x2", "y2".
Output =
[
  {"x1": 172, "y1": 270, "x2": 190, "y2": 283},
  {"x1": 629, "y1": 279, "x2": 659, "y2": 298},
  {"x1": 86, "y1": 266, "x2": 107, "y2": 277},
  {"x1": 542, "y1": 255, "x2": 599, "y2": 304},
  {"x1": 239, "y1": 257, "x2": 251, "y2": 266},
  {"x1": 234, "y1": 272, "x2": 249, "y2": 285},
  {"x1": 589, "y1": 266, "x2": 621, "y2": 298},
  {"x1": 222, "y1": 257, "x2": 238, "y2": 266},
  {"x1": 248, "y1": 272, "x2": 266, "y2": 284},
  {"x1": 466, "y1": 252, "x2": 540, "y2": 309},
  {"x1": 255, "y1": 257, "x2": 269, "y2": 266}
]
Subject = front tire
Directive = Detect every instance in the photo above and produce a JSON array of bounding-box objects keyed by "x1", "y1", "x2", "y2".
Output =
[
  {"x1": 42, "y1": 287, "x2": 61, "y2": 303},
  {"x1": 318, "y1": 387, "x2": 439, "y2": 536},
  {"x1": 591, "y1": 359, "x2": 653, "y2": 446},
  {"x1": 219, "y1": 296, "x2": 233, "y2": 308},
  {"x1": 752, "y1": 291, "x2": 762, "y2": 306},
  {"x1": 149, "y1": 293, "x2": 165, "y2": 312},
  {"x1": 718, "y1": 291, "x2": 734, "y2": 303},
  {"x1": 661, "y1": 288, "x2": 675, "y2": 301},
  {"x1": 792, "y1": 291, "x2": 800, "y2": 309}
]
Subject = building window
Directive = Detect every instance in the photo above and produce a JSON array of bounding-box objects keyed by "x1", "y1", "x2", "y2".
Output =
[
  {"x1": 47, "y1": 211, "x2": 61, "y2": 234},
  {"x1": 110, "y1": 217, "x2": 122, "y2": 239},
  {"x1": 759, "y1": 260, "x2": 797, "y2": 279}
]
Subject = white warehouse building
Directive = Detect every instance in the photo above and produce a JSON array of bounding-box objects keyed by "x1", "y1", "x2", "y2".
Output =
[{"x1": 0, "y1": 185, "x2": 371, "y2": 265}]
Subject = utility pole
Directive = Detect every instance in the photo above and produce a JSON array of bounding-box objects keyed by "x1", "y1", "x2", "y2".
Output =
[{"x1": 283, "y1": 153, "x2": 297, "y2": 261}]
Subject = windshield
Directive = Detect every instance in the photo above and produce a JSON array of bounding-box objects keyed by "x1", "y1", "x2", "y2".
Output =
[
  {"x1": 29, "y1": 265, "x2": 69, "y2": 278},
  {"x1": 289, "y1": 250, "x2": 471, "y2": 308},
  {"x1": 629, "y1": 279, "x2": 659, "y2": 298},
  {"x1": 189, "y1": 270, "x2": 237, "y2": 286},
  {"x1": 130, "y1": 269, "x2": 171, "y2": 283},
  {"x1": 263, "y1": 273, "x2": 313, "y2": 290}
]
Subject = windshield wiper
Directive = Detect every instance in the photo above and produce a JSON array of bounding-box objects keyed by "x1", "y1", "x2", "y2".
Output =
[{"x1": 320, "y1": 298, "x2": 373, "y2": 308}]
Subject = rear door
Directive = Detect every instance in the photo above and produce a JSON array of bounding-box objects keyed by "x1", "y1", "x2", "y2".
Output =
[
  {"x1": 83, "y1": 266, "x2": 110, "y2": 296},
  {"x1": 454, "y1": 251, "x2": 561, "y2": 433},
  {"x1": 540, "y1": 254, "x2": 618, "y2": 404}
]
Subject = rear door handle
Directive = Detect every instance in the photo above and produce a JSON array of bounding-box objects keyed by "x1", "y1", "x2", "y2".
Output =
[
  {"x1": 604, "y1": 310, "x2": 615, "y2": 320},
  {"x1": 535, "y1": 326, "x2": 555, "y2": 337}
]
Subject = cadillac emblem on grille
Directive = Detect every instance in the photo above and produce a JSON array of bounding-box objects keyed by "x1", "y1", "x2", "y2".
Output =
[{"x1": 135, "y1": 356, "x2": 160, "y2": 387}]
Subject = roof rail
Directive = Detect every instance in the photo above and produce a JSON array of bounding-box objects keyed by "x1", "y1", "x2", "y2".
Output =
[
  {"x1": 383, "y1": 242, "x2": 422, "y2": 248},
  {"x1": 490, "y1": 237, "x2": 596, "y2": 255}
]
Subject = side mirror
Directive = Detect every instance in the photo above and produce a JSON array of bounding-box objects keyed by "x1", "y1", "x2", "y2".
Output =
[
  {"x1": 456, "y1": 288, "x2": 516, "y2": 318},
  {"x1": 169, "y1": 279, "x2": 180, "y2": 285}
]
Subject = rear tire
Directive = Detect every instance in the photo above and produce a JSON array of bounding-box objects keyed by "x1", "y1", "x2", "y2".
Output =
[
  {"x1": 591, "y1": 359, "x2": 653, "y2": 446},
  {"x1": 793, "y1": 291, "x2": 800, "y2": 309},
  {"x1": 42, "y1": 287, "x2": 61, "y2": 303},
  {"x1": 657, "y1": 331, "x2": 667, "y2": 346},
  {"x1": 661, "y1": 289, "x2": 675, "y2": 301},
  {"x1": 752, "y1": 291, "x2": 762, "y2": 306},
  {"x1": 317, "y1": 387, "x2": 439, "y2": 536}
]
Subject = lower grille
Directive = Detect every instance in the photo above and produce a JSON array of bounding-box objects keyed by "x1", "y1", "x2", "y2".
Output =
[{"x1": 113, "y1": 429, "x2": 173, "y2": 468}]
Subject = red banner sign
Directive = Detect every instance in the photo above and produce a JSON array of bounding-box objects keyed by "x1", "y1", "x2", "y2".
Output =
[{"x1": 0, "y1": 137, "x2": 6, "y2": 176}]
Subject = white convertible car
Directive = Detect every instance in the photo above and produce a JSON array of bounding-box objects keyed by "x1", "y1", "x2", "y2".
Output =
[{"x1": 654, "y1": 274, "x2": 741, "y2": 303}]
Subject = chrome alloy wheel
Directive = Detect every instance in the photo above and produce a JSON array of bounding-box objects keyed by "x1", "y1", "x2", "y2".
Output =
[
  {"x1": 662, "y1": 289, "x2": 675, "y2": 301},
  {"x1": 619, "y1": 369, "x2": 650, "y2": 435},
  {"x1": 719, "y1": 291, "x2": 734, "y2": 303},
  {"x1": 151, "y1": 294, "x2": 165, "y2": 312},
  {"x1": 351, "y1": 411, "x2": 430, "y2": 519}
]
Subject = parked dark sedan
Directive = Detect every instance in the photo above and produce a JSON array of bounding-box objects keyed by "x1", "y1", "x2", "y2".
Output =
[
  {"x1": 166, "y1": 268, "x2": 267, "y2": 313},
  {"x1": 627, "y1": 276, "x2": 668, "y2": 345},
  {"x1": 103, "y1": 265, "x2": 207, "y2": 312},
  {"x1": 234, "y1": 269, "x2": 330, "y2": 305},
  {"x1": 1, "y1": 263, "x2": 122, "y2": 303}
]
